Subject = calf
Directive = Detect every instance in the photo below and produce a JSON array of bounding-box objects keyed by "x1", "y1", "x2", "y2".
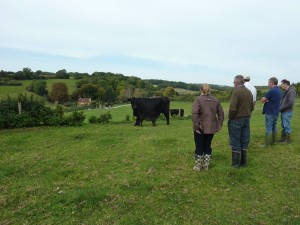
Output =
[{"x1": 170, "y1": 109, "x2": 184, "y2": 117}]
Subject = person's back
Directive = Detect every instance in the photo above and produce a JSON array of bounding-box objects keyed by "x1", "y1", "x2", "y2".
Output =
[
  {"x1": 229, "y1": 85, "x2": 253, "y2": 120},
  {"x1": 193, "y1": 94, "x2": 224, "y2": 134},
  {"x1": 192, "y1": 83, "x2": 224, "y2": 171},
  {"x1": 244, "y1": 75, "x2": 257, "y2": 104},
  {"x1": 228, "y1": 75, "x2": 254, "y2": 168}
]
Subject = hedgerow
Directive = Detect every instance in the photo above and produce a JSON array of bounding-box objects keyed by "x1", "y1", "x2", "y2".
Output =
[{"x1": 0, "y1": 94, "x2": 85, "y2": 128}]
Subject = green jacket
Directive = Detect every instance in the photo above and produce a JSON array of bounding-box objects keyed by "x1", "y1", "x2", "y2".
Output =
[{"x1": 229, "y1": 85, "x2": 254, "y2": 120}]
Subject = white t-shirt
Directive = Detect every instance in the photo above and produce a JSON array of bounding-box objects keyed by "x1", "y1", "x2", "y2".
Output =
[{"x1": 244, "y1": 81, "x2": 257, "y2": 102}]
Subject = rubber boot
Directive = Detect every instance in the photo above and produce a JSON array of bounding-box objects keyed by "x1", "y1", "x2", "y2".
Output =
[
  {"x1": 264, "y1": 133, "x2": 273, "y2": 147},
  {"x1": 193, "y1": 154, "x2": 203, "y2": 171},
  {"x1": 202, "y1": 154, "x2": 211, "y2": 171},
  {"x1": 285, "y1": 133, "x2": 291, "y2": 144},
  {"x1": 278, "y1": 131, "x2": 286, "y2": 142},
  {"x1": 232, "y1": 151, "x2": 241, "y2": 168},
  {"x1": 241, "y1": 149, "x2": 247, "y2": 167},
  {"x1": 272, "y1": 132, "x2": 277, "y2": 144}
]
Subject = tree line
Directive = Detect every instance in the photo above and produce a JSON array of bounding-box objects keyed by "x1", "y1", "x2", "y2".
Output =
[{"x1": 1, "y1": 68, "x2": 299, "y2": 105}]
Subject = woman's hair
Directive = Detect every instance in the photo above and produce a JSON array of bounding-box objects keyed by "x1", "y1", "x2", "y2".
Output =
[{"x1": 201, "y1": 83, "x2": 210, "y2": 95}]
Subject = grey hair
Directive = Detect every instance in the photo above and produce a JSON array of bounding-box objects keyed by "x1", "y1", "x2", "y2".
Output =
[
  {"x1": 269, "y1": 77, "x2": 278, "y2": 85},
  {"x1": 234, "y1": 75, "x2": 245, "y2": 85}
]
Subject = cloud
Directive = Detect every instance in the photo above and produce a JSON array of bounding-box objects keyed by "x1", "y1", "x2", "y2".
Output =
[{"x1": 1, "y1": 0, "x2": 300, "y2": 85}]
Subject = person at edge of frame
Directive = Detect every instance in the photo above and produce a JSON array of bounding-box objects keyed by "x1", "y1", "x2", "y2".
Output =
[{"x1": 278, "y1": 79, "x2": 297, "y2": 143}]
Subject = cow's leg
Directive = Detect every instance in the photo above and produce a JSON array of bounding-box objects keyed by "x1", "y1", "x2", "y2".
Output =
[
  {"x1": 163, "y1": 112, "x2": 170, "y2": 125},
  {"x1": 152, "y1": 119, "x2": 156, "y2": 127},
  {"x1": 134, "y1": 115, "x2": 140, "y2": 126}
]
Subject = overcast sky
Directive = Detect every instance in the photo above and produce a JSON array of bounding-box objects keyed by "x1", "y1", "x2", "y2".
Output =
[{"x1": 1, "y1": 0, "x2": 299, "y2": 86}]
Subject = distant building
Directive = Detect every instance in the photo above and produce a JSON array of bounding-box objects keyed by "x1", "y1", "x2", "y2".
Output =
[{"x1": 77, "y1": 98, "x2": 92, "y2": 106}]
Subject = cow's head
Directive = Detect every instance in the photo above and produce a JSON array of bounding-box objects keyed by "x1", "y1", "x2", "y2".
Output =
[{"x1": 128, "y1": 98, "x2": 139, "y2": 116}]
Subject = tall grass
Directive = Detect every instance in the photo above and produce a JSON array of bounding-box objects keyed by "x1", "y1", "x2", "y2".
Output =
[{"x1": 1, "y1": 100, "x2": 299, "y2": 224}]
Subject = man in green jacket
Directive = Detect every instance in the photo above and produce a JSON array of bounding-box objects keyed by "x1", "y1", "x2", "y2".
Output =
[{"x1": 228, "y1": 75, "x2": 254, "y2": 167}]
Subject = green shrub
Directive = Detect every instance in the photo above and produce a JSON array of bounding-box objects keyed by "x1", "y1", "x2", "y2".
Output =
[
  {"x1": 97, "y1": 112, "x2": 112, "y2": 124},
  {"x1": 0, "y1": 94, "x2": 85, "y2": 128},
  {"x1": 63, "y1": 111, "x2": 85, "y2": 126},
  {"x1": 88, "y1": 116, "x2": 98, "y2": 124}
]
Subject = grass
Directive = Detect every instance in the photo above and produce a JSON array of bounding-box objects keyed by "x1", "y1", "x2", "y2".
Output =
[
  {"x1": 0, "y1": 79, "x2": 78, "y2": 99},
  {"x1": 1, "y1": 100, "x2": 300, "y2": 224}
]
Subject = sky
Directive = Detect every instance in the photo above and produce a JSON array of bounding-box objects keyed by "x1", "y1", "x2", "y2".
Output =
[{"x1": 1, "y1": 0, "x2": 300, "y2": 86}]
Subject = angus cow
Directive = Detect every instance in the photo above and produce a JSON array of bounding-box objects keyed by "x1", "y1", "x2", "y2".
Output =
[
  {"x1": 128, "y1": 97, "x2": 170, "y2": 126},
  {"x1": 170, "y1": 109, "x2": 184, "y2": 118}
]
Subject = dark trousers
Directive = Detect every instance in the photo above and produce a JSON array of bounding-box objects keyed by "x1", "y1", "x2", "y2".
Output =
[
  {"x1": 228, "y1": 117, "x2": 250, "y2": 151},
  {"x1": 194, "y1": 132, "x2": 214, "y2": 156}
]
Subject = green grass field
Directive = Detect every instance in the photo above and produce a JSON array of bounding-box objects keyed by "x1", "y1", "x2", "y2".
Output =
[
  {"x1": 1, "y1": 98, "x2": 300, "y2": 224},
  {"x1": 0, "y1": 79, "x2": 78, "y2": 99}
]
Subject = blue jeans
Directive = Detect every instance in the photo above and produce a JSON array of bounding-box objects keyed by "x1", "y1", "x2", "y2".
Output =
[
  {"x1": 228, "y1": 117, "x2": 250, "y2": 151},
  {"x1": 265, "y1": 114, "x2": 278, "y2": 134},
  {"x1": 281, "y1": 111, "x2": 293, "y2": 134}
]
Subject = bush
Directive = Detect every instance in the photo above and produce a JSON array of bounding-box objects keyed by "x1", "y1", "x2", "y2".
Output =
[
  {"x1": 0, "y1": 94, "x2": 85, "y2": 128},
  {"x1": 97, "y1": 112, "x2": 112, "y2": 124},
  {"x1": 63, "y1": 111, "x2": 85, "y2": 126},
  {"x1": 88, "y1": 112, "x2": 112, "y2": 124},
  {"x1": 89, "y1": 116, "x2": 98, "y2": 124}
]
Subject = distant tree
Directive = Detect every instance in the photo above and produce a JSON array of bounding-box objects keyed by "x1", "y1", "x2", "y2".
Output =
[
  {"x1": 35, "y1": 70, "x2": 42, "y2": 76},
  {"x1": 118, "y1": 89, "x2": 128, "y2": 103},
  {"x1": 28, "y1": 80, "x2": 48, "y2": 96},
  {"x1": 50, "y1": 82, "x2": 70, "y2": 103},
  {"x1": 163, "y1": 86, "x2": 176, "y2": 98},
  {"x1": 23, "y1": 67, "x2": 33, "y2": 79},
  {"x1": 133, "y1": 88, "x2": 148, "y2": 97},
  {"x1": 78, "y1": 84, "x2": 100, "y2": 99},
  {"x1": 154, "y1": 90, "x2": 164, "y2": 97},
  {"x1": 12, "y1": 71, "x2": 25, "y2": 80},
  {"x1": 55, "y1": 69, "x2": 70, "y2": 79},
  {"x1": 75, "y1": 79, "x2": 90, "y2": 88},
  {"x1": 105, "y1": 86, "x2": 117, "y2": 104}
]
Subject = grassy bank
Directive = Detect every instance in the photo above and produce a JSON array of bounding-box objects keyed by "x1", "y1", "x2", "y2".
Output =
[{"x1": 1, "y1": 101, "x2": 299, "y2": 224}]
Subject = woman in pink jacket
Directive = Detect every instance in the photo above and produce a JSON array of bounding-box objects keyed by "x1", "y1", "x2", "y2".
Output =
[{"x1": 192, "y1": 84, "x2": 224, "y2": 171}]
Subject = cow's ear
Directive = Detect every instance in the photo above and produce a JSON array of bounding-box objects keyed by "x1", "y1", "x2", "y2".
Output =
[{"x1": 127, "y1": 98, "x2": 132, "y2": 101}]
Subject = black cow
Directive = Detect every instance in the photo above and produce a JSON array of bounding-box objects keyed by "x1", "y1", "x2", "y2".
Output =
[
  {"x1": 128, "y1": 97, "x2": 170, "y2": 126},
  {"x1": 170, "y1": 109, "x2": 184, "y2": 118}
]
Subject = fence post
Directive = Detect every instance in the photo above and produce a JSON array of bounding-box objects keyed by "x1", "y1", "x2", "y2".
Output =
[{"x1": 18, "y1": 102, "x2": 21, "y2": 114}]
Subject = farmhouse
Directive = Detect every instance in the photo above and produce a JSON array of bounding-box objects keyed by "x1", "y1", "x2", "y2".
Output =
[{"x1": 77, "y1": 98, "x2": 92, "y2": 106}]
